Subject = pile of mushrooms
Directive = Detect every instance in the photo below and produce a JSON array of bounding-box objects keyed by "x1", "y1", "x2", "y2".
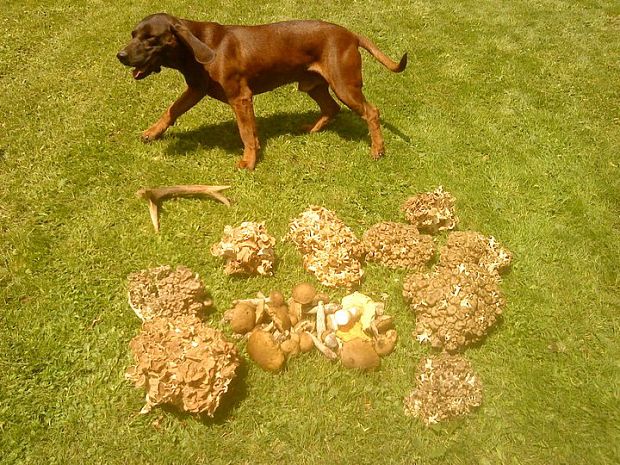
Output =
[
  {"x1": 362, "y1": 221, "x2": 435, "y2": 269},
  {"x1": 224, "y1": 283, "x2": 397, "y2": 371},
  {"x1": 125, "y1": 266, "x2": 240, "y2": 416},
  {"x1": 211, "y1": 221, "x2": 276, "y2": 276},
  {"x1": 401, "y1": 186, "x2": 458, "y2": 233},
  {"x1": 403, "y1": 263, "x2": 505, "y2": 352},
  {"x1": 286, "y1": 206, "x2": 364, "y2": 288},
  {"x1": 403, "y1": 354, "x2": 483, "y2": 425}
]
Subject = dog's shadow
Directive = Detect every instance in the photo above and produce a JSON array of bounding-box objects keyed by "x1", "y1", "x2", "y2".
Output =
[{"x1": 164, "y1": 110, "x2": 371, "y2": 156}]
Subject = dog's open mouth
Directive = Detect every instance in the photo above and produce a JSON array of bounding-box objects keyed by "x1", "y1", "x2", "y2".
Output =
[{"x1": 131, "y1": 65, "x2": 161, "y2": 80}]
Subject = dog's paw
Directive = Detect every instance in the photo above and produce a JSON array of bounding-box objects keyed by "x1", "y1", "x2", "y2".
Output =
[{"x1": 235, "y1": 159, "x2": 255, "y2": 171}]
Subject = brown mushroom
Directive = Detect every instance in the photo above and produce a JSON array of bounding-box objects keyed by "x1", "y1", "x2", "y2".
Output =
[
  {"x1": 291, "y1": 283, "x2": 317, "y2": 305},
  {"x1": 247, "y1": 330, "x2": 285, "y2": 372},
  {"x1": 340, "y1": 338, "x2": 380, "y2": 370},
  {"x1": 280, "y1": 333, "x2": 300, "y2": 357},
  {"x1": 299, "y1": 332, "x2": 314, "y2": 353},
  {"x1": 269, "y1": 290, "x2": 285, "y2": 307},
  {"x1": 373, "y1": 329, "x2": 398, "y2": 357},
  {"x1": 227, "y1": 303, "x2": 257, "y2": 334}
]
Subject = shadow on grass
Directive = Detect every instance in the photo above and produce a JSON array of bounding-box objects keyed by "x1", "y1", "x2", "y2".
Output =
[{"x1": 162, "y1": 110, "x2": 392, "y2": 157}]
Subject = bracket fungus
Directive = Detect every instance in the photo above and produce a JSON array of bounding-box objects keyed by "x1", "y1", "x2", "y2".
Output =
[
  {"x1": 401, "y1": 186, "x2": 458, "y2": 234},
  {"x1": 127, "y1": 265, "x2": 213, "y2": 321},
  {"x1": 286, "y1": 206, "x2": 364, "y2": 288},
  {"x1": 211, "y1": 222, "x2": 276, "y2": 276},
  {"x1": 404, "y1": 354, "x2": 483, "y2": 425},
  {"x1": 439, "y1": 231, "x2": 512, "y2": 277},
  {"x1": 126, "y1": 315, "x2": 240, "y2": 416},
  {"x1": 403, "y1": 263, "x2": 505, "y2": 352}
]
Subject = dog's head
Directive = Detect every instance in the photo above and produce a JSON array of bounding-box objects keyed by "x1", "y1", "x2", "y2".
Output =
[{"x1": 117, "y1": 13, "x2": 215, "y2": 80}]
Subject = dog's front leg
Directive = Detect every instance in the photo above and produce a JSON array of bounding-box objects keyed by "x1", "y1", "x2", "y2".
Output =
[
  {"x1": 230, "y1": 92, "x2": 260, "y2": 170},
  {"x1": 142, "y1": 86, "x2": 207, "y2": 142}
]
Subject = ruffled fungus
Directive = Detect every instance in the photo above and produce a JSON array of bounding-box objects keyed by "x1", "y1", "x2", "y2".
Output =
[
  {"x1": 286, "y1": 206, "x2": 364, "y2": 288},
  {"x1": 403, "y1": 263, "x2": 504, "y2": 352},
  {"x1": 126, "y1": 315, "x2": 240, "y2": 415},
  {"x1": 439, "y1": 231, "x2": 512, "y2": 277},
  {"x1": 211, "y1": 222, "x2": 276, "y2": 276},
  {"x1": 401, "y1": 186, "x2": 458, "y2": 233},
  {"x1": 404, "y1": 354, "x2": 483, "y2": 425},
  {"x1": 362, "y1": 221, "x2": 435, "y2": 269},
  {"x1": 127, "y1": 265, "x2": 212, "y2": 321}
]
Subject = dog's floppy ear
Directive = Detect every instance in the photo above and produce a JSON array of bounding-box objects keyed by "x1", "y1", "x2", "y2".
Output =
[{"x1": 172, "y1": 23, "x2": 215, "y2": 64}]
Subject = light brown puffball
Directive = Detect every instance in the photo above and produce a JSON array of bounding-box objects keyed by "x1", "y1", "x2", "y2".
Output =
[
  {"x1": 340, "y1": 338, "x2": 380, "y2": 370},
  {"x1": 247, "y1": 330, "x2": 285, "y2": 372}
]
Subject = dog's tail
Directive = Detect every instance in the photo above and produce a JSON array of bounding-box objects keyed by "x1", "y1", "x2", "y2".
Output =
[{"x1": 358, "y1": 36, "x2": 407, "y2": 73}]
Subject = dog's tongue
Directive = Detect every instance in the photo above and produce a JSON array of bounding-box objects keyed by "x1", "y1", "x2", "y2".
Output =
[{"x1": 132, "y1": 68, "x2": 145, "y2": 80}]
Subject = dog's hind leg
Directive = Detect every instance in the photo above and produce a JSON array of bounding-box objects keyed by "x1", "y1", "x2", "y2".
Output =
[
  {"x1": 299, "y1": 79, "x2": 341, "y2": 133},
  {"x1": 325, "y1": 50, "x2": 385, "y2": 158},
  {"x1": 142, "y1": 86, "x2": 207, "y2": 142}
]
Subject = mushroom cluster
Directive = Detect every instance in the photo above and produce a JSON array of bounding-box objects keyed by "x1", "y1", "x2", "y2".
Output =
[
  {"x1": 286, "y1": 206, "x2": 364, "y2": 288},
  {"x1": 225, "y1": 284, "x2": 397, "y2": 372},
  {"x1": 211, "y1": 222, "x2": 276, "y2": 276},
  {"x1": 403, "y1": 354, "x2": 483, "y2": 425},
  {"x1": 127, "y1": 265, "x2": 213, "y2": 321},
  {"x1": 125, "y1": 315, "x2": 240, "y2": 415},
  {"x1": 362, "y1": 222, "x2": 435, "y2": 269},
  {"x1": 439, "y1": 231, "x2": 512, "y2": 277},
  {"x1": 126, "y1": 265, "x2": 239, "y2": 416},
  {"x1": 401, "y1": 186, "x2": 458, "y2": 233},
  {"x1": 403, "y1": 263, "x2": 504, "y2": 352}
]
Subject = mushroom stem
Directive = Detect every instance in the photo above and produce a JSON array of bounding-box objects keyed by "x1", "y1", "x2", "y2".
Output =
[
  {"x1": 136, "y1": 185, "x2": 231, "y2": 232},
  {"x1": 307, "y1": 332, "x2": 338, "y2": 360}
]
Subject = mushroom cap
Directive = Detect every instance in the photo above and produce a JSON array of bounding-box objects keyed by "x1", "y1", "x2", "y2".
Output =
[
  {"x1": 291, "y1": 283, "x2": 317, "y2": 305},
  {"x1": 340, "y1": 338, "x2": 380, "y2": 370},
  {"x1": 228, "y1": 302, "x2": 257, "y2": 334},
  {"x1": 247, "y1": 330, "x2": 285, "y2": 372},
  {"x1": 269, "y1": 290, "x2": 285, "y2": 306},
  {"x1": 298, "y1": 332, "x2": 314, "y2": 353},
  {"x1": 373, "y1": 329, "x2": 398, "y2": 357}
]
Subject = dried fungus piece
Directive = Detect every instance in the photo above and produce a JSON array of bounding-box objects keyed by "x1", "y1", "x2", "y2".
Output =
[
  {"x1": 362, "y1": 222, "x2": 435, "y2": 269},
  {"x1": 211, "y1": 222, "x2": 276, "y2": 276},
  {"x1": 404, "y1": 354, "x2": 483, "y2": 425},
  {"x1": 439, "y1": 231, "x2": 512, "y2": 276},
  {"x1": 403, "y1": 263, "x2": 504, "y2": 352},
  {"x1": 126, "y1": 315, "x2": 240, "y2": 416},
  {"x1": 127, "y1": 265, "x2": 212, "y2": 321},
  {"x1": 286, "y1": 206, "x2": 364, "y2": 288},
  {"x1": 401, "y1": 186, "x2": 458, "y2": 233}
]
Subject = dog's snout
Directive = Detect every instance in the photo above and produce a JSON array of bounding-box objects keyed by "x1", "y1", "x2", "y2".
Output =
[{"x1": 117, "y1": 50, "x2": 129, "y2": 65}]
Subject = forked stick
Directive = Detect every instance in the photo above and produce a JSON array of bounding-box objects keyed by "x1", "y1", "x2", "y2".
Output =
[{"x1": 136, "y1": 185, "x2": 231, "y2": 232}]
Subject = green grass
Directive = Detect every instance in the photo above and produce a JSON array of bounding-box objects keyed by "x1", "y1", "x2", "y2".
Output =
[{"x1": 1, "y1": 0, "x2": 619, "y2": 463}]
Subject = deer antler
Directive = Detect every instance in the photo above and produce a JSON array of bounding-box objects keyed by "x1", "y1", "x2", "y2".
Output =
[{"x1": 136, "y1": 185, "x2": 231, "y2": 232}]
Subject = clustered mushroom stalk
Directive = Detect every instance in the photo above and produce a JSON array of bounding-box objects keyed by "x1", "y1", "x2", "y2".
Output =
[
  {"x1": 286, "y1": 206, "x2": 364, "y2": 288},
  {"x1": 211, "y1": 221, "x2": 277, "y2": 276},
  {"x1": 125, "y1": 266, "x2": 240, "y2": 416}
]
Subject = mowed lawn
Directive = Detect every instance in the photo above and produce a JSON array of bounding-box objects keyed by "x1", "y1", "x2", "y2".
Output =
[{"x1": 1, "y1": 0, "x2": 618, "y2": 464}]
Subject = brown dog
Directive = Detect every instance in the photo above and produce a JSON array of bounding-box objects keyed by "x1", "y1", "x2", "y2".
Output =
[{"x1": 117, "y1": 13, "x2": 407, "y2": 169}]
